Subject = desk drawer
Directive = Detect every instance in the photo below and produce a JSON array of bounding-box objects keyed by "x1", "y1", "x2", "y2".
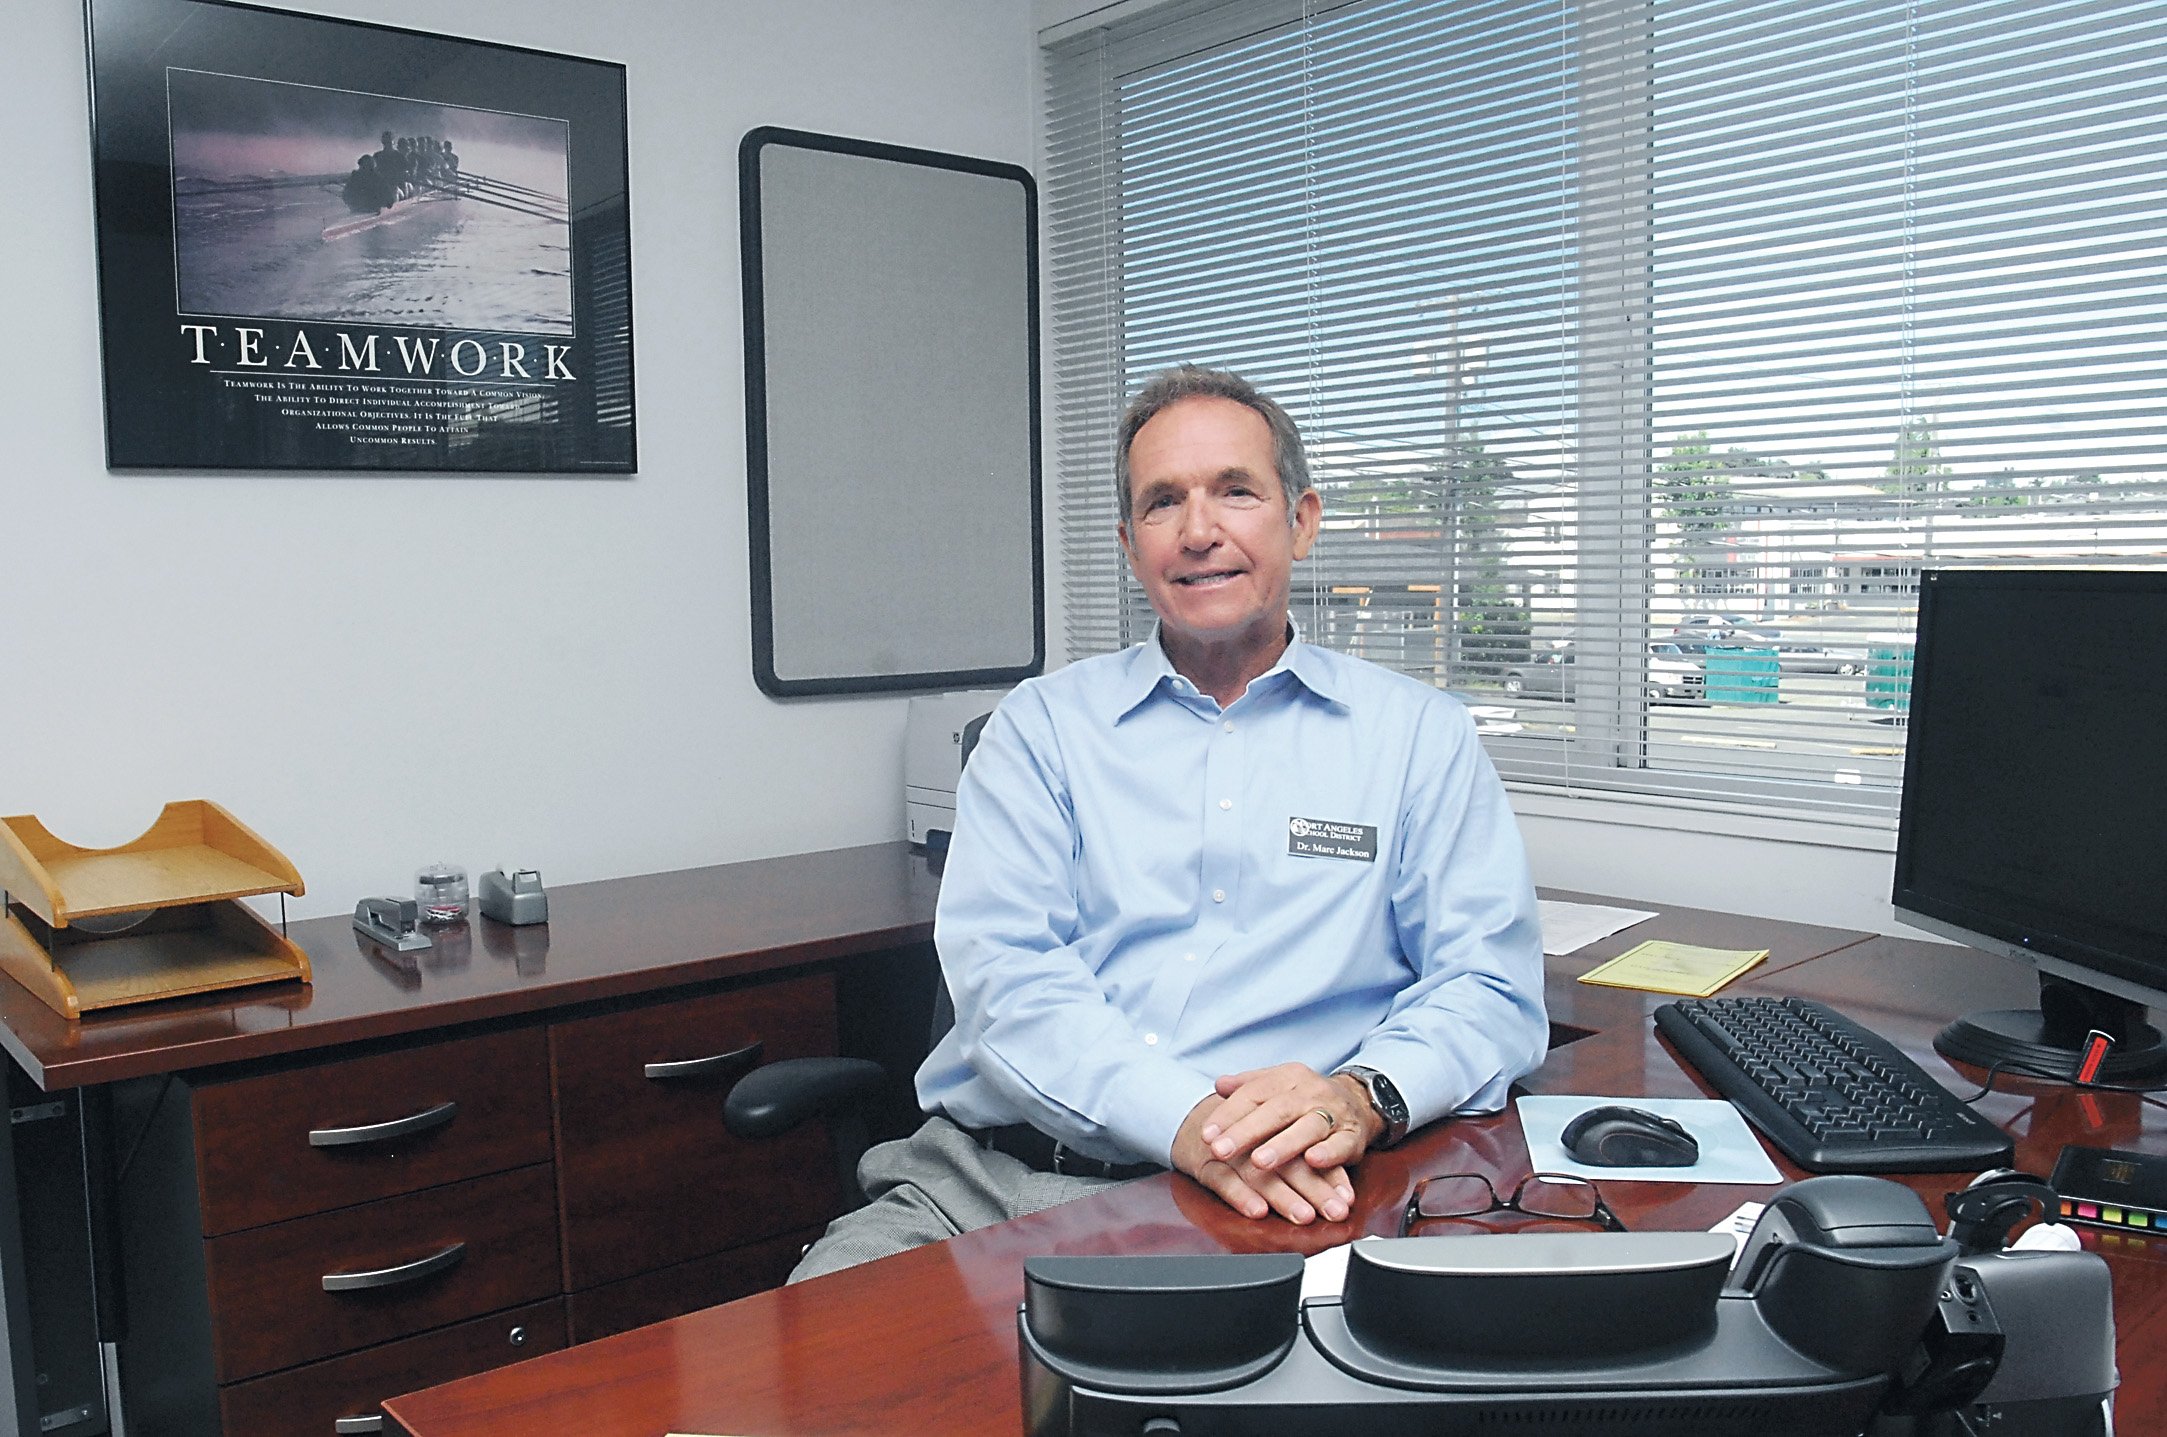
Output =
[
  {"x1": 193, "y1": 1026, "x2": 552, "y2": 1235},
  {"x1": 219, "y1": 1298, "x2": 566, "y2": 1437},
  {"x1": 552, "y1": 973, "x2": 841, "y2": 1290},
  {"x1": 564, "y1": 1224, "x2": 816, "y2": 1343},
  {"x1": 204, "y1": 1163, "x2": 560, "y2": 1383}
]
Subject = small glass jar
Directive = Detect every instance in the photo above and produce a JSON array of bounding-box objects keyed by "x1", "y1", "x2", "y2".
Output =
[{"x1": 416, "y1": 863, "x2": 469, "y2": 925}]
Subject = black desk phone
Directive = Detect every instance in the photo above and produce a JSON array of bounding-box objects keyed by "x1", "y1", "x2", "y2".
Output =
[{"x1": 1020, "y1": 1175, "x2": 2113, "y2": 1437}]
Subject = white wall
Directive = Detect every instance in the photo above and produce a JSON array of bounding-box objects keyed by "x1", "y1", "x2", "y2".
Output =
[{"x1": 1, "y1": 0, "x2": 1036, "y2": 919}]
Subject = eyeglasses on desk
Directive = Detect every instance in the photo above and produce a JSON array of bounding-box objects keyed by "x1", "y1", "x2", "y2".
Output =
[{"x1": 1399, "y1": 1172, "x2": 1627, "y2": 1238}]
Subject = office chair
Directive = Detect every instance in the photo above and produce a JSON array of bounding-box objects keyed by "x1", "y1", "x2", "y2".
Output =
[
  {"x1": 731, "y1": 725, "x2": 980, "y2": 1208},
  {"x1": 723, "y1": 975, "x2": 954, "y2": 1209},
  {"x1": 724, "y1": 1053, "x2": 884, "y2": 1209}
]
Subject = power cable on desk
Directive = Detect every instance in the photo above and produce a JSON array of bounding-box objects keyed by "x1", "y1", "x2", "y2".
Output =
[{"x1": 1954, "y1": 1058, "x2": 2167, "y2": 1113}]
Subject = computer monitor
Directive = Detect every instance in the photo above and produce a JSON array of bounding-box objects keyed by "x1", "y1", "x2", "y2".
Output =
[{"x1": 1892, "y1": 567, "x2": 2167, "y2": 1080}]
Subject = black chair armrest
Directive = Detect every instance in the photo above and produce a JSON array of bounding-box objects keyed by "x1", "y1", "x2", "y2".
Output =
[{"x1": 724, "y1": 1056, "x2": 886, "y2": 1141}]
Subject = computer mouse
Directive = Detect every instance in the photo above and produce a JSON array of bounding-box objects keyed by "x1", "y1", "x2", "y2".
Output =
[{"x1": 1560, "y1": 1105, "x2": 1700, "y2": 1167}]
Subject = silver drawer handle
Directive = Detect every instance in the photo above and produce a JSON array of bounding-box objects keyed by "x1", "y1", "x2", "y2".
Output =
[
  {"x1": 644, "y1": 1039, "x2": 762, "y2": 1081},
  {"x1": 309, "y1": 1100, "x2": 458, "y2": 1148},
  {"x1": 334, "y1": 1419, "x2": 383, "y2": 1435},
  {"x1": 321, "y1": 1241, "x2": 466, "y2": 1292}
]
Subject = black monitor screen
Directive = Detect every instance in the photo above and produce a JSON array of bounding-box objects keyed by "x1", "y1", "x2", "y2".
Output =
[{"x1": 1894, "y1": 569, "x2": 2167, "y2": 995}]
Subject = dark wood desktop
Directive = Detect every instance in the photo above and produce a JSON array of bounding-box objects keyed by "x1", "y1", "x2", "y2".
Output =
[
  {"x1": 0, "y1": 843, "x2": 942, "y2": 1092},
  {"x1": 377, "y1": 884, "x2": 2167, "y2": 1437}
]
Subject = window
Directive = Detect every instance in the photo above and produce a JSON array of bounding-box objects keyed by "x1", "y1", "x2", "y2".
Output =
[{"x1": 1044, "y1": 0, "x2": 2167, "y2": 824}]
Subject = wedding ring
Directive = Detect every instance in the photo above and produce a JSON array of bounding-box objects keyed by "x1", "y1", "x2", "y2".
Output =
[{"x1": 1311, "y1": 1107, "x2": 1337, "y2": 1131}]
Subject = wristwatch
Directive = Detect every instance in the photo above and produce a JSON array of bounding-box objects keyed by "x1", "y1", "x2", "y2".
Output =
[{"x1": 1334, "y1": 1065, "x2": 1409, "y2": 1149}]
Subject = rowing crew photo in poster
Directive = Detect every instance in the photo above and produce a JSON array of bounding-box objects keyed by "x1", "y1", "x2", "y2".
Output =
[{"x1": 168, "y1": 70, "x2": 573, "y2": 336}]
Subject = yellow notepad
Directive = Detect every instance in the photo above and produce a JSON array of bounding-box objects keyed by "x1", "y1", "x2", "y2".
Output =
[{"x1": 1576, "y1": 940, "x2": 1768, "y2": 998}]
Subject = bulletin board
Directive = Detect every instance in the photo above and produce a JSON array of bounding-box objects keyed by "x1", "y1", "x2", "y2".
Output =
[{"x1": 740, "y1": 127, "x2": 1043, "y2": 696}]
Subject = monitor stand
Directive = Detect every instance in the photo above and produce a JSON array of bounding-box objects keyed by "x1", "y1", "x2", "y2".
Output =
[{"x1": 1935, "y1": 973, "x2": 2167, "y2": 1082}]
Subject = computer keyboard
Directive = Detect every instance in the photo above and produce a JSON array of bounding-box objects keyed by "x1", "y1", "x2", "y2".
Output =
[{"x1": 1653, "y1": 996, "x2": 2015, "y2": 1174}]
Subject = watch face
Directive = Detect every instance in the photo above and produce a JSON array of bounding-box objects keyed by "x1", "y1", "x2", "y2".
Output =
[
  {"x1": 1344, "y1": 1066, "x2": 1408, "y2": 1130},
  {"x1": 1352, "y1": 1075, "x2": 1404, "y2": 1118}
]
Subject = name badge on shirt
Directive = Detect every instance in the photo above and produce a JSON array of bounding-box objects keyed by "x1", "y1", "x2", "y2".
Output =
[{"x1": 1288, "y1": 817, "x2": 1377, "y2": 862}]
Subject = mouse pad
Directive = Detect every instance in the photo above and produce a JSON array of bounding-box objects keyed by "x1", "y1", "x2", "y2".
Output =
[{"x1": 1514, "y1": 1096, "x2": 1784, "y2": 1184}]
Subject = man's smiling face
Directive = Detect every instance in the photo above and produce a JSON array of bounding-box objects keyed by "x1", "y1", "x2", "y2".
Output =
[{"x1": 1119, "y1": 395, "x2": 1321, "y2": 665}]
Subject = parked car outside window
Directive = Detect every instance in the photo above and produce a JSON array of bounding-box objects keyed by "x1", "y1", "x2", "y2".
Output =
[{"x1": 1501, "y1": 642, "x2": 1706, "y2": 703}]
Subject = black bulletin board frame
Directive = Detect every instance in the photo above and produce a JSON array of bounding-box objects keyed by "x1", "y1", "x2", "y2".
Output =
[{"x1": 740, "y1": 127, "x2": 1044, "y2": 698}]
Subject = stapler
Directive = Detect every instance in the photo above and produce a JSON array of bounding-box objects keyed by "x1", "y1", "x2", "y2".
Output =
[
  {"x1": 353, "y1": 896, "x2": 431, "y2": 952},
  {"x1": 478, "y1": 868, "x2": 549, "y2": 926}
]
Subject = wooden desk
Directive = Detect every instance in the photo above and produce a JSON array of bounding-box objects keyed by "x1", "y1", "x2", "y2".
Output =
[
  {"x1": 0, "y1": 844, "x2": 943, "y2": 1437},
  {"x1": 381, "y1": 899, "x2": 2167, "y2": 1437}
]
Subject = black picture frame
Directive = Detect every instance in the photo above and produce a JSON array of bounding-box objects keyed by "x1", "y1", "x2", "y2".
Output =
[
  {"x1": 741, "y1": 127, "x2": 1044, "y2": 697},
  {"x1": 86, "y1": 0, "x2": 635, "y2": 472}
]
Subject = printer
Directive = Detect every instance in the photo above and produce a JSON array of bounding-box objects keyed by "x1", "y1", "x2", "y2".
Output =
[{"x1": 905, "y1": 689, "x2": 1011, "y2": 849}]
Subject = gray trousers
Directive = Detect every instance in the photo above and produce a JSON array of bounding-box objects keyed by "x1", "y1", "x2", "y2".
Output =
[{"x1": 788, "y1": 1115, "x2": 1136, "y2": 1283}]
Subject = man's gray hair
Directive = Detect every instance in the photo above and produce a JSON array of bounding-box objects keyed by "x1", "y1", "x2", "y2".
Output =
[{"x1": 1114, "y1": 366, "x2": 1313, "y2": 530}]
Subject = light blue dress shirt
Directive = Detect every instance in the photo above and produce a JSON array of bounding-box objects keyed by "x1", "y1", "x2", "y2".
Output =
[{"x1": 915, "y1": 631, "x2": 1548, "y2": 1168}]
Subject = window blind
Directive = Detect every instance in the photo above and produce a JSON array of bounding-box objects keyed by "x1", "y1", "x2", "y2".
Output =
[{"x1": 1044, "y1": 0, "x2": 2167, "y2": 823}]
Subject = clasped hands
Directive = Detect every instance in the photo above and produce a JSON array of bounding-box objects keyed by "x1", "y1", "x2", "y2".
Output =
[{"x1": 1170, "y1": 1062, "x2": 1384, "y2": 1225}]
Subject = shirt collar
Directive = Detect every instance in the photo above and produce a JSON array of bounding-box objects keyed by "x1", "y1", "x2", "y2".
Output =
[
  {"x1": 1280, "y1": 629, "x2": 1349, "y2": 708},
  {"x1": 1108, "y1": 619, "x2": 1348, "y2": 724}
]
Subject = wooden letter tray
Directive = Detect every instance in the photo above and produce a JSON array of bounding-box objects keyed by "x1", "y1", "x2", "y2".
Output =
[{"x1": 0, "y1": 800, "x2": 309, "y2": 1019}]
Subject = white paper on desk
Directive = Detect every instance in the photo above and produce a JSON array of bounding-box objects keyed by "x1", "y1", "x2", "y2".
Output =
[
  {"x1": 1300, "y1": 1236, "x2": 1382, "y2": 1301},
  {"x1": 1515, "y1": 1096, "x2": 1784, "y2": 1185},
  {"x1": 1710, "y1": 1201, "x2": 1767, "y2": 1262},
  {"x1": 1539, "y1": 900, "x2": 1659, "y2": 957}
]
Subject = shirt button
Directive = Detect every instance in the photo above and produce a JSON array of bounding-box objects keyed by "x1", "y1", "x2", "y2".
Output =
[
  {"x1": 1223, "y1": 720, "x2": 1235, "y2": 732},
  {"x1": 1212, "y1": 889, "x2": 1226, "y2": 903},
  {"x1": 1144, "y1": 1033, "x2": 1158, "y2": 1046},
  {"x1": 1184, "y1": 952, "x2": 1197, "y2": 962},
  {"x1": 1219, "y1": 798, "x2": 1233, "y2": 810}
]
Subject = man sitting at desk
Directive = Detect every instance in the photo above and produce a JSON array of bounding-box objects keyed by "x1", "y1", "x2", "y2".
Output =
[{"x1": 791, "y1": 366, "x2": 1547, "y2": 1280}]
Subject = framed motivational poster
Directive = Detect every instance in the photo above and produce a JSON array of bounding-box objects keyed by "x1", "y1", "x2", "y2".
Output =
[{"x1": 87, "y1": 0, "x2": 635, "y2": 471}]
